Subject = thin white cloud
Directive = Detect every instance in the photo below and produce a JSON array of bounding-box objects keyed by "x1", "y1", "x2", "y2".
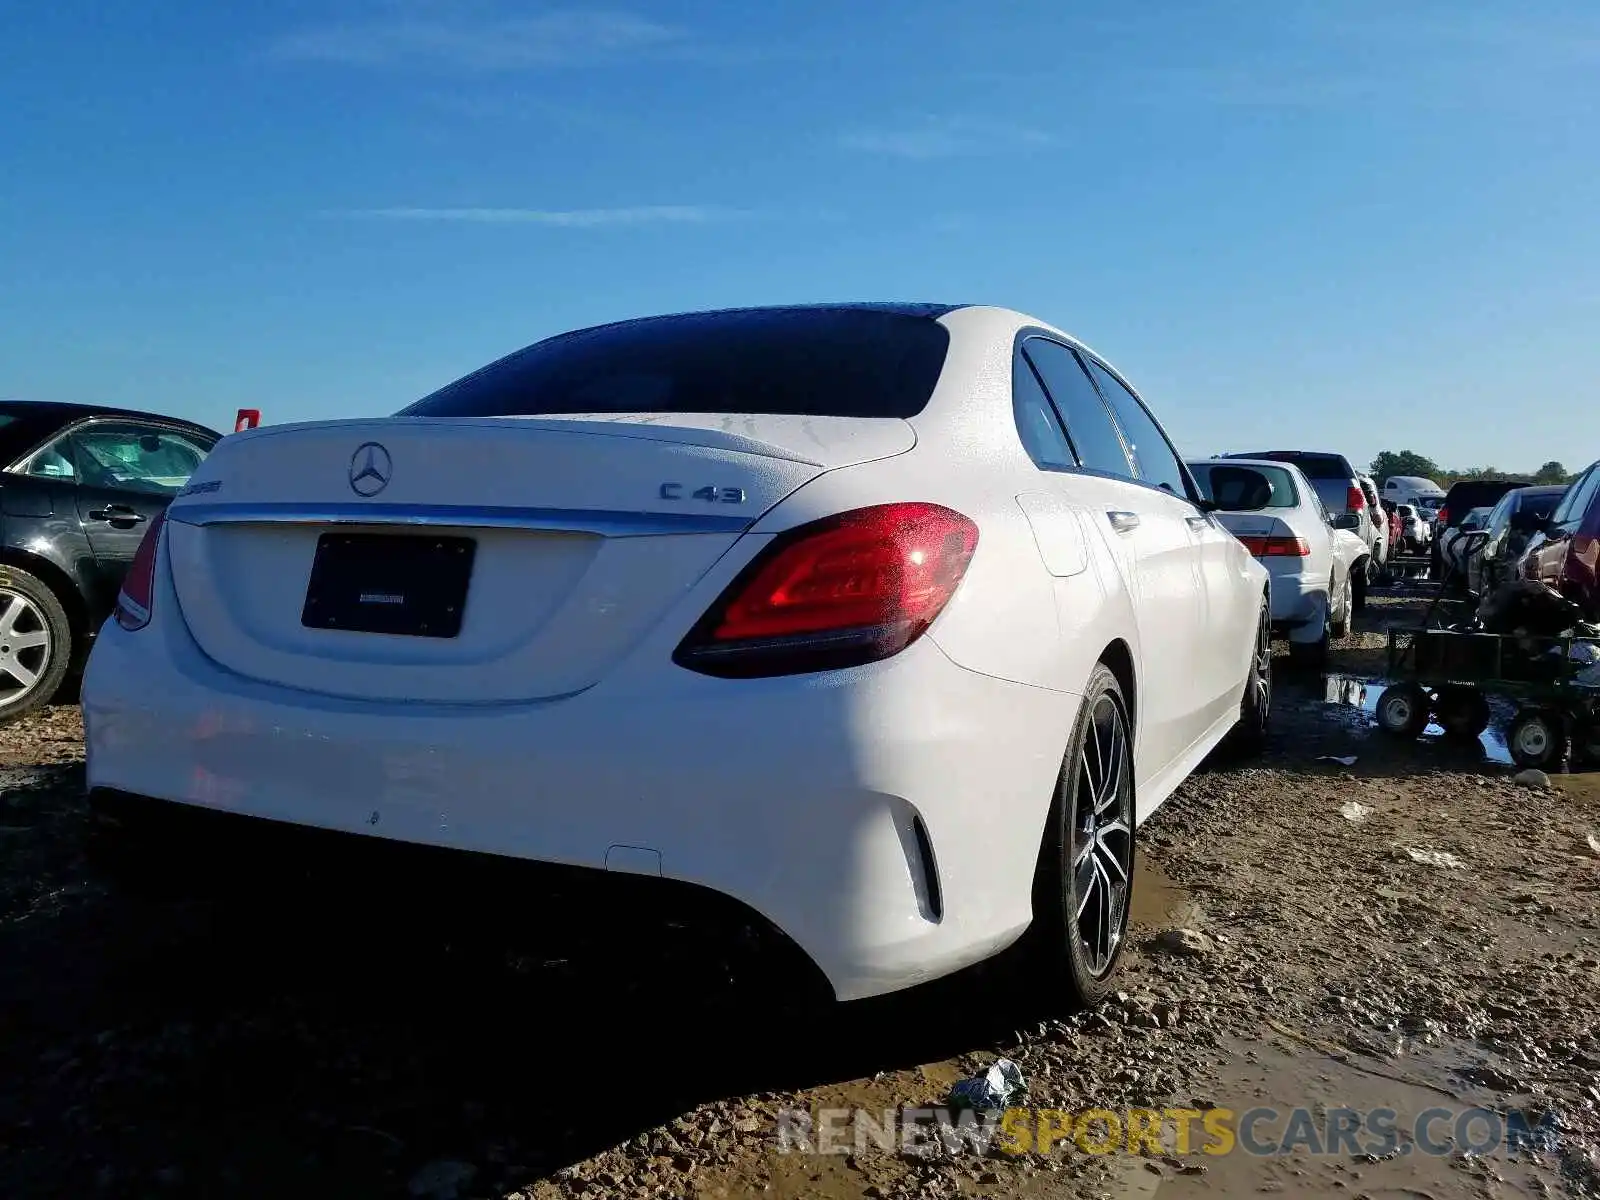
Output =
[
  {"x1": 330, "y1": 205, "x2": 740, "y2": 227},
  {"x1": 838, "y1": 117, "x2": 1057, "y2": 160},
  {"x1": 271, "y1": 9, "x2": 682, "y2": 70}
]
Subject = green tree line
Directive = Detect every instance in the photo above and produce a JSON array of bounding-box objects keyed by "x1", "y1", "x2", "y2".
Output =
[{"x1": 1369, "y1": 450, "x2": 1576, "y2": 490}]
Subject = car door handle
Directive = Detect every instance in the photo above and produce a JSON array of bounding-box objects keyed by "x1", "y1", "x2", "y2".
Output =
[
  {"x1": 89, "y1": 505, "x2": 146, "y2": 524},
  {"x1": 1106, "y1": 510, "x2": 1140, "y2": 534},
  {"x1": 1185, "y1": 514, "x2": 1211, "y2": 531}
]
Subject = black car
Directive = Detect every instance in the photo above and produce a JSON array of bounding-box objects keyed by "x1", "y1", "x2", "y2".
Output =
[
  {"x1": 1431, "y1": 479, "x2": 1524, "y2": 578},
  {"x1": 0, "y1": 401, "x2": 221, "y2": 721}
]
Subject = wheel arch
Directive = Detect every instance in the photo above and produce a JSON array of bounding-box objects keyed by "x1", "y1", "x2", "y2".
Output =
[
  {"x1": 0, "y1": 546, "x2": 91, "y2": 641},
  {"x1": 1097, "y1": 638, "x2": 1136, "y2": 739}
]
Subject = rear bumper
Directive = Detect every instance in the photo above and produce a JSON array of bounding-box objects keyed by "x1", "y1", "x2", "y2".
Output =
[
  {"x1": 82, "y1": 603, "x2": 1079, "y2": 1002},
  {"x1": 1262, "y1": 563, "x2": 1322, "y2": 629}
]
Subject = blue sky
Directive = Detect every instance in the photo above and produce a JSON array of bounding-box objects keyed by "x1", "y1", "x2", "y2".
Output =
[{"x1": 3, "y1": 0, "x2": 1597, "y2": 475}]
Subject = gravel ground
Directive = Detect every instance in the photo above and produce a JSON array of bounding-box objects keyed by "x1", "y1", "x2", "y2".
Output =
[{"x1": 3, "y1": 595, "x2": 1599, "y2": 1199}]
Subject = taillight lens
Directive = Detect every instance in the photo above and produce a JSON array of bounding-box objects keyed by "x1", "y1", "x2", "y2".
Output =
[
  {"x1": 114, "y1": 510, "x2": 166, "y2": 631},
  {"x1": 1238, "y1": 536, "x2": 1311, "y2": 557},
  {"x1": 673, "y1": 502, "x2": 979, "y2": 678},
  {"x1": 1436, "y1": 507, "x2": 1449, "y2": 526},
  {"x1": 1346, "y1": 486, "x2": 1366, "y2": 511}
]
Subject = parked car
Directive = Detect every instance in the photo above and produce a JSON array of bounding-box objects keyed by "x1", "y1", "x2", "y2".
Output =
[
  {"x1": 1220, "y1": 451, "x2": 1385, "y2": 581},
  {"x1": 1357, "y1": 475, "x2": 1390, "y2": 573},
  {"x1": 1518, "y1": 459, "x2": 1600, "y2": 617},
  {"x1": 0, "y1": 400, "x2": 220, "y2": 721},
  {"x1": 1188, "y1": 457, "x2": 1368, "y2": 667},
  {"x1": 1395, "y1": 503, "x2": 1431, "y2": 551},
  {"x1": 1468, "y1": 484, "x2": 1569, "y2": 598},
  {"x1": 1431, "y1": 480, "x2": 1524, "y2": 578},
  {"x1": 83, "y1": 302, "x2": 1276, "y2": 1008},
  {"x1": 1379, "y1": 499, "x2": 1403, "y2": 558}
]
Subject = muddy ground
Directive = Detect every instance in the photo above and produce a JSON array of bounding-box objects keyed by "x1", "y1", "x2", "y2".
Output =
[{"x1": 3, "y1": 594, "x2": 1599, "y2": 1199}]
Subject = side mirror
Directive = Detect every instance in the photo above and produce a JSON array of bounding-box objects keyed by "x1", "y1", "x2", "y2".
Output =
[
  {"x1": 1331, "y1": 513, "x2": 1361, "y2": 531},
  {"x1": 1204, "y1": 465, "x2": 1274, "y2": 512}
]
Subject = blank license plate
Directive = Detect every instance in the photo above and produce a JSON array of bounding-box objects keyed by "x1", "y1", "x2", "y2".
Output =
[{"x1": 301, "y1": 533, "x2": 476, "y2": 638}]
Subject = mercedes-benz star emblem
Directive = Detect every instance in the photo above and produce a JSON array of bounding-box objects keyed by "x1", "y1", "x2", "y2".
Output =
[{"x1": 348, "y1": 442, "x2": 392, "y2": 497}]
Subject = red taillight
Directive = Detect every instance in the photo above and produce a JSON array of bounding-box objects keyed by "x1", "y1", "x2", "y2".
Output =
[
  {"x1": 1346, "y1": 486, "x2": 1366, "y2": 511},
  {"x1": 114, "y1": 510, "x2": 166, "y2": 631},
  {"x1": 1437, "y1": 506, "x2": 1449, "y2": 526},
  {"x1": 234, "y1": 408, "x2": 260, "y2": 432},
  {"x1": 1239, "y1": 536, "x2": 1311, "y2": 558},
  {"x1": 674, "y1": 502, "x2": 979, "y2": 678}
]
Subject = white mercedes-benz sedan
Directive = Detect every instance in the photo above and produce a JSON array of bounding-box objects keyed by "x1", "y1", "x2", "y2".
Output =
[{"x1": 82, "y1": 303, "x2": 1271, "y2": 1008}]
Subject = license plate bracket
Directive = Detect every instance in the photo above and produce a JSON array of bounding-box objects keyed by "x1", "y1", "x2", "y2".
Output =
[{"x1": 301, "y1": 533, "x2": 476, "y2": 638}]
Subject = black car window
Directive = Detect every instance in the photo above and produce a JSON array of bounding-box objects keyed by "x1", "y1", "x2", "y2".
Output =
[
  {"x1": 1011, "y1": 354, "x2": 1077, "y2": 470},
  {"x1": 399, "y1": 308, "x2": 951, "y2": 419},
  {"x1": 1555, "y1": 468, "x2": 1600, "y2": 531},
  {"x1": 70, "y1": 423, "x2": 211, "y2": 497},
  {"x1": 1021, "y1": 339, "x2": 1132, "y2": 479},
  {"x1": 1082, "y1": 358, "x2": 1189, "y2": 497},
  {"x1": 22, "y1": 434, "x2": 77, "y2": 482}
]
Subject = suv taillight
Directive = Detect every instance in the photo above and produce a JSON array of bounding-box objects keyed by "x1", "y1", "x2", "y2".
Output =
[
  {"x1": 673, "y1": 502, "x2": 979, "y2": 678},
  {"x1": 114, "y1": 510, "x2": 166, "y2": 632},
  {"x1": 1436, "y1": 506, "x2": 1449, "y2": 527},
  {"x1": 1346, "y1": 486, "x2": 1366, "y2": 511}
]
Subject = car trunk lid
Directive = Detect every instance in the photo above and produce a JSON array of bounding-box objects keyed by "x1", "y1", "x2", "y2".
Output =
[{"x1": 163, "y1": 414, "x2": 914, "y2": 702}]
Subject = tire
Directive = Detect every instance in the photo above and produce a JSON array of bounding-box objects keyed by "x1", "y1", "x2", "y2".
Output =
[
  {"x1": 1376, "y1": 683, "x2": 1430, "y2": 739},
  {"x1": 1225, "y1": 599, "x2": 1272, "y2": 758},
  {"x1": 1329, "y1": 575, "x2": 1351, "y2": 640},
  {"x1": 1352, "y1": 563, "x2": 1369, "y2": 612},
  {"x1": 1508, "y1": 708, "x2": 1568, "y2": 772},
  {"x1": 1021, "y1": 663, "x2": 1135, "y2": 1011},
  {"x1": 1434, "y1": 686, "x2": 1490, "y2": 741},
  {"x1": 0, "y1": 566, "x2": 73, "y2": 724}
]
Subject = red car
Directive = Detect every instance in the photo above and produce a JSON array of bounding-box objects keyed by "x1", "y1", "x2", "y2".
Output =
[{"x1": 1518, "y1": 459, "x2": 1600, "y2": 616}]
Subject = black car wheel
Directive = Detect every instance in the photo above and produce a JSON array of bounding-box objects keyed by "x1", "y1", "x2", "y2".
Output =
[
  {"x1": 1226, "y1": 599, "x2": 1272, "y2": 758},
  {"x1": 1023, "y1": 663, "x2": 1135, "y2": 1011},
  {"x1": 0, "y1": 566, "x2": 72, "y2": 724}
]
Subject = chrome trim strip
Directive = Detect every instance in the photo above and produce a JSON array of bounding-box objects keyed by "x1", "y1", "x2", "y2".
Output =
[{"x1": 166, "y1": 501, "x2": 753, "y2": 537}]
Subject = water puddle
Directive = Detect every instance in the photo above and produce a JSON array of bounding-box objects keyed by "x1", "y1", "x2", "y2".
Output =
[
  {"x1": 1314, "y1": 672, "x2": 1514, "y2": 766},
  {"x1": 1095, "y1": 1027, "x2": 1561, "y2": 1199}
]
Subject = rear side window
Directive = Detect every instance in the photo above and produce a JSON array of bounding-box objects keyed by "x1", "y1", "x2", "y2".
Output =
[
  {"x1": 1082, "y1": 359, "x2": 1189, "y2": 496},
  {"x1": 1188, "y1": 462, "x2": 1299, "y2": 508},
  {"x1": 1012, "y1": 355, "x2": 1076, "y2": 469},
  {"x1": 398, "y1": 308, "x2": 951, "y2": 419},
  {"x1": 1021, "y1": 339, "x2": 1132, "y2": 479}
]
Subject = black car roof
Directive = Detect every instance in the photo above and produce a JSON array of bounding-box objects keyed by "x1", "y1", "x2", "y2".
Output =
[{"x1": 0, "y1": 399, "x2": 220, "y2": 436}]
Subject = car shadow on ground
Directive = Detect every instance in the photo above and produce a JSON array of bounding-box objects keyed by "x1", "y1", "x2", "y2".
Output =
[{"x1": 1, "y1": 856, "x2": 1050, "y2": 1199}]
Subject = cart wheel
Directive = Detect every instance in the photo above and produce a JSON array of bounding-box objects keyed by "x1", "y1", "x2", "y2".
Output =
[
  {"x1": 1508, "y1": 708, "x2": 1569, "y2": 772},
  {"x1": 1376, "y1": 683, "x2": 1430, "y2": 739},
  {"x1": 1435, "y1": 686, "x2": 1490, "y2": 742}
]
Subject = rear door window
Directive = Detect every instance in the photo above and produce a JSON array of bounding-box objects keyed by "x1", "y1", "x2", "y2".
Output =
[
  {"x1": 1021, "y1": 339, "x2": 1133, "y2": 479},
  {"x1": 1011, "y1": 354, "x2": 1077, "y2": 470},
  {"x1": 1081, "y1": 359, "x2": 1190, "y2": 497},
  {"x1": 399, "y1": 307, "x2": 951, "y2": 419}
]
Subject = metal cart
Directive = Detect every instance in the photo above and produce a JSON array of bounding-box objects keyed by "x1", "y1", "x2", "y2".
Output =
[{"x1": 1374, "y1": 626, "x2": 1600, "y2": 770}]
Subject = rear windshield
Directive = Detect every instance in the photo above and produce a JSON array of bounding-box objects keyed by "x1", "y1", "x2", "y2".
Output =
[
  {"x1": 398, "y1": 308, "x2": 952, "y2": 420},
  {"x1": 1188, "y1": 462, "x2": 1299, "y2": 509},
  {"x1": 1232, "y1": 451, "x2": 1353, "y2": 480}
]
